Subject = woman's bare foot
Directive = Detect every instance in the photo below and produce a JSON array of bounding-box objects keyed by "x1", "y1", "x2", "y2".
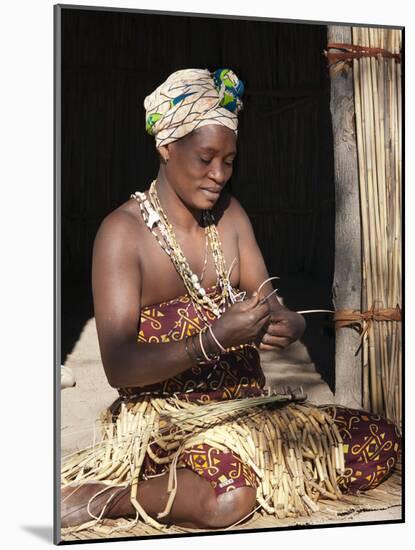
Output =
[
  {"x1": 61, "y1": 482, "x2": 133, "y2": 528},
  {"x1": 61, "y1": 470, "x2": 256, "y2": 530}
]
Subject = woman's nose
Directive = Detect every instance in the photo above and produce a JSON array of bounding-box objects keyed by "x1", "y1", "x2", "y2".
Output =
[{"x1": 208, "y1": 163, "x2": 227, "y2": 184}]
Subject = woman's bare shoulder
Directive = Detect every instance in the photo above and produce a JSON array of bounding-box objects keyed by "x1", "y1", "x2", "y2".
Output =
[
  {"x1": 214, "y1": 191, "x2": 249, "y2": 228},
  {"x1": 93, "y1": 198, "x2": 145, "y2": 253},
  {"x1": 102, "y1": 197, "x2": 145, "y2": 229}
]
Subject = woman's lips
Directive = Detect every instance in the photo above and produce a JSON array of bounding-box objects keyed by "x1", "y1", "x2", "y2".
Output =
[{"x1": 201, "y1": 188, "x2": 221, "y2": 199}]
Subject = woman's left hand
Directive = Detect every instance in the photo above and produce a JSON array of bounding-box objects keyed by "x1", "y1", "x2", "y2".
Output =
[{"x1": 256, "y1": 308, "x2": 306, "y2": 351}]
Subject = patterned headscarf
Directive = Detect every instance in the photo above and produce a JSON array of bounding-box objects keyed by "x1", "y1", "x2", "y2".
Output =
[{"x1": 144, "y1": 68, "x2": 244, "y2": 148}]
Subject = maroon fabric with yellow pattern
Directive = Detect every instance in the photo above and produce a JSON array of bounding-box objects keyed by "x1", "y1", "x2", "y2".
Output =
[
  {"x1": 118, "y1": 285, "x2": 265, "y2": 402},
  {"x1": 117, "y1": 286, "x2": 401, "y2": 496},
  {"x1": 141, "y1": 408, "x2": 401, "y2": 496},
  {"x1": 321, "y1": 405, "x2": 401, "y2": 493}
]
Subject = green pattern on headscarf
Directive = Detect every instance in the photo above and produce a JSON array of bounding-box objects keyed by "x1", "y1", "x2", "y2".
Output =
[{"x1": 143, "y1": 68, "x2": 244, "y2": 147}]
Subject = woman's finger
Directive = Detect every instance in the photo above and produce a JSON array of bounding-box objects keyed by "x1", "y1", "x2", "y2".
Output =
[
  {"x1": 265, "y1": 322, "x2": 292, "y2": 338},
  {"x1": 258, "y1": 342, "x2": 279, "y2": 351},
  {"x1": 253, "y1": 308, "x2": 271, "y2": 327},
  {"x1": 238, "y1": 292, "x2": 260, "y2": 311},
  {"x1": 251, "y1": 299, "x2": 271, "y2": 318},
  {"x1": 260, "y1": 334, "x2": 293, "y2": 348}
]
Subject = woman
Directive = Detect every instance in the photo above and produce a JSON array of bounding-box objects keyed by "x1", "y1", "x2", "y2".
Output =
[{"x1": 61, "y1": 68, "x2": 400, "y2": 531}]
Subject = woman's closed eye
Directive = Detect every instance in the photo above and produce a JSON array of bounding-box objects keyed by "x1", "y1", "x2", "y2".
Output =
[{"x1": 199, "y1": 157, "x2": 234, "y2": 166}]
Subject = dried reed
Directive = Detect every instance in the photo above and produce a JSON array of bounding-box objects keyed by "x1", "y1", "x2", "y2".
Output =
[
  {"x1": 351, "y1": 27, "x2": 402, "y2": 426},
  {"x1": 61, "y1": 395, "x2": 346, "y2": 534}
]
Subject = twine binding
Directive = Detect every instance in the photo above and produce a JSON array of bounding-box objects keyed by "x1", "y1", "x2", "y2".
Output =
[
  {"x1": 334, "y1": 305, "x2": 401, "y2": 339},
  {"x1": 325, "y1": 43, "x2": 401, "y2": 68}
]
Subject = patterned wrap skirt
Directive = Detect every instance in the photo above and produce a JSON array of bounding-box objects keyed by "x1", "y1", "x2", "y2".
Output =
[{"x1": 114, "y1": 287, "x2": 401, "y2": 497}]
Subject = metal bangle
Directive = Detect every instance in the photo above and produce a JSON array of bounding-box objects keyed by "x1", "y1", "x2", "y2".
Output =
[
  {"x1": 199, "y1": 330, "x2": 211, "y2": 362},
  {"x1": 199, "y1": 329, "x2": 220, "y2": 363},
  {"x1": 208, "y1": 324, "x2": 226, "y2": 353},
  {"x1": 204, "y1": 327, "x2": 222, "y2": 358},
  {"x1": 190, "y1": 332, "x2": 204, "y2": 364}
]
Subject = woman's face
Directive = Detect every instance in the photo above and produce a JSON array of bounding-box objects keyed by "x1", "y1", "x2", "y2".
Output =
[{"x1": 159, "y1": 124, "x2": 237, "y2": 210}]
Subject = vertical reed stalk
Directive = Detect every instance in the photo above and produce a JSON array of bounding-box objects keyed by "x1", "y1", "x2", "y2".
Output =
[{"x1": 350, "y1": 26, "x2": 402, "y2": 425}]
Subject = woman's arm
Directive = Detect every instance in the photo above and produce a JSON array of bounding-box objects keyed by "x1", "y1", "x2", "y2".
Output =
[
  {"x1": 92, "y1": 211, "x2": 199, "y2": 388},
  {"x1": 228, "y1": 196, "x2": 306, "y2": 349},
  {"x1": 92, "y1": 208, "x2": 272, "y2": 388}
]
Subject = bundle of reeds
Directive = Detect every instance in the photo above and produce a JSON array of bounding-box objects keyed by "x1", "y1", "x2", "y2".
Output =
[
  {"x1": 351, "y1": 28, "x2": 402, "y2": 426},
  {"x1": 61, "y1": 395, "x2": 345, "y2": 535}
]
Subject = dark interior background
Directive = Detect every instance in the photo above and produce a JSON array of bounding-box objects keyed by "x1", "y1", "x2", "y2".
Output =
[{"x1": 60, "y1": 7, "x2": 336, "y2": 390}]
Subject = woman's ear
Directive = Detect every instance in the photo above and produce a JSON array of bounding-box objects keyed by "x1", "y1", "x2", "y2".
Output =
[{"x1": 157, "y1": 145, "x2": 170, "y2": 164}]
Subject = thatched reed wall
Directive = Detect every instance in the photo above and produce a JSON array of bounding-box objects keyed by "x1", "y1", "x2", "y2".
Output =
[
  {"x1": 60, "y1": 8, "x2": 335, "y2": 382},
  {"x1": 61, "y1": 9, "x2": 334, "y2": 283}
]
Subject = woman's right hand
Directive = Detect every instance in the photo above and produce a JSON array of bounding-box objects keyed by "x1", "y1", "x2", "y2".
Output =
[{"x1": 210, "y1": 292, "x2": 271, "y2": 349}]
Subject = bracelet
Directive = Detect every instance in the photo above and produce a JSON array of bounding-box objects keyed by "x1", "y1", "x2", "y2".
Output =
[
  {"x1": 204, "y1": 327, "x2": 223, "y2": 357},
  {"x1": 203, "y1": 328, "x2": 221, "y2": 361},
  {"x1": 208, "y1": 324, "x2": 226, "y2": 353},
  {"x1": 198, "y1": 329, "x2": 220, "y2": 364},
  {"x1": 190, "y1": 332, "x2": 205, "y2": 364},
  {"x1": 199, "y1": 330, "x2": 211, "y2": 363}
]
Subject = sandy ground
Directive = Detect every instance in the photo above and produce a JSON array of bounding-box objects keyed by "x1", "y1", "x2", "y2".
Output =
[
  {"x1": 60, "y1": 317, "x2": 401, "y2": 532},
  {"x1": 61, "y1": 317, "x2": 335, "y2": 455}
]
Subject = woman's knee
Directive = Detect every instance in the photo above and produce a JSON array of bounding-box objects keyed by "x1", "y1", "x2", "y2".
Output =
[{"x1": 200, "y1": 486, "x2": 256, "y2": 529}]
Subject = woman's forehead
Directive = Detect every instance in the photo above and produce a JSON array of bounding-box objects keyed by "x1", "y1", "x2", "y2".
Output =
[{"x1": 185, "y1": 126, "x2": 237, "y2": 152}]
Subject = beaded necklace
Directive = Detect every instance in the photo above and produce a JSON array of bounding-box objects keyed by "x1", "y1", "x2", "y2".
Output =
[
  {"x1": 131, "y1": 179, "x2": 240, "y2": 325},
  {"x1": 126, "y1": 180, "x2": 251, "y2": 401}
]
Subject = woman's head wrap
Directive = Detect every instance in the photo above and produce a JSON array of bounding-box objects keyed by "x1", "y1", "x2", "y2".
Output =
[{"x1": 144, "y1": 68, "x2": 244, "y2": 148}]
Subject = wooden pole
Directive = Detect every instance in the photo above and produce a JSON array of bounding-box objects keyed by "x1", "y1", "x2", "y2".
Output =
[{"x1": 327, "y1": 26, "x2": 362, "y2": 408}]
